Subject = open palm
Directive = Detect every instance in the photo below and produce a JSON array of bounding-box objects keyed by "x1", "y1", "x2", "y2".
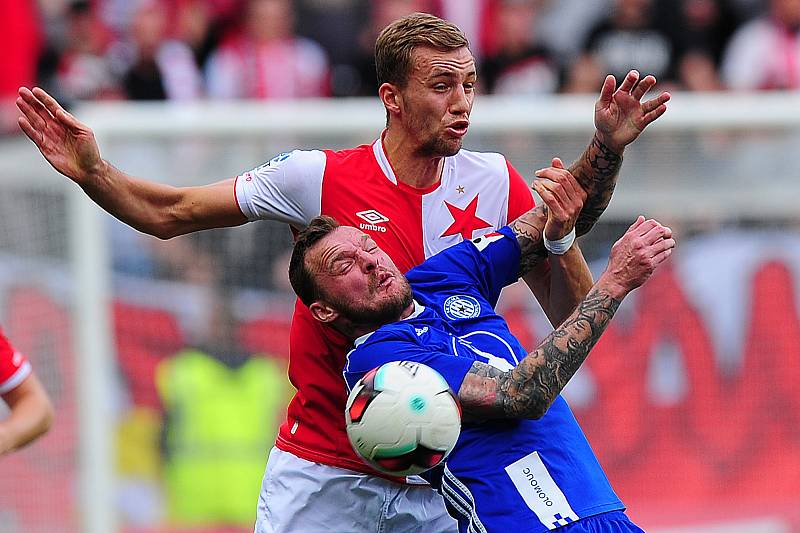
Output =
[
  {"x1": 594, "y1": 71, "x2": 670, "y2": 152},
  {"x1": 16, "y1": 87, "x2": 103, "y2": 184}
]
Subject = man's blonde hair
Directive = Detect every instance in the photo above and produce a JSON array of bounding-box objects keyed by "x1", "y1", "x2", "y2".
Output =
[{"x1": 375, "y1": 12, "x2": 470, "y2": 88}]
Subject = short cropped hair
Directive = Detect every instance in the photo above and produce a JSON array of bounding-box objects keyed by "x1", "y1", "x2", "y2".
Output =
[
  {"x1": 375, "y1": 12, "x2": 469, "y2": 88},
  {"x1": 289, "y1": 215, "x2": 341, "y2": 307}
]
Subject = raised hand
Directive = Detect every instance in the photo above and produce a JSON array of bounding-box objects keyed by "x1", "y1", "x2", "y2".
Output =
[
  {"x1": 532, "y1": 157, "x2": 587, "y2": 242},
  {"x1": 594, "y1": 70, "x2": 671, "y2": 153},
  {"x1": 16, "y1": 87, "x2": 104, "y2": 185},
  {"x1": 601, "y1": 216, "x2": 675, "y2": 295}
]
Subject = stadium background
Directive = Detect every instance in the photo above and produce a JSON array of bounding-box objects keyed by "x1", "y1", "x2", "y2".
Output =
[{"x1": 2, "y1": 0, "x2": 800, "y2": 532}]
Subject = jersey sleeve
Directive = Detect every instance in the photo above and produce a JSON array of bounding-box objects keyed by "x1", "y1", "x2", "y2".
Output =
[
  {"x1": 506, "y1": 160, "x2": 535, "y2": 223},
  {"x1": 0, "y1": 330, "x2": 31, "y2": 395},
  {"x1": 344, "y1": 332, "x2": 474, "y2": 395},
  {"x1": 234, "y1": 149, "x2": 326, "y2": 227},
  {"x1": 410, "y1": 226, "x2": 521, "y2": 308}
]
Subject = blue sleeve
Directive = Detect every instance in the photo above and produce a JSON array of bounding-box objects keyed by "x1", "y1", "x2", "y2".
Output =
[
  {"x1": 344, "y1": 334, "x2": 474, "y2": 394},
  {"x1": 409, "y1": 226, "x2": 521, "y2": 307}
]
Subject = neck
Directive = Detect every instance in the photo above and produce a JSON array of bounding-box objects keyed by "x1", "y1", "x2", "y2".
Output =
[{"x1": 382, "y1": 128, "x2": 445, "y2": 190}]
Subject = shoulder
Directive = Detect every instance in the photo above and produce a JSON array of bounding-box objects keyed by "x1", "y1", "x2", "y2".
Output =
[
  {"x1": 451, "y1": 149, "x2": 512, "y2": 182},
  {"x1": 453, "y1": 149, "x2": 507, "y2": 169},
  {"x1": 246, "y1": 149, "x2": 327, "y2": 179},
  {"x1": 323, "y1": 143, "x2": 376, "y2": 164}
]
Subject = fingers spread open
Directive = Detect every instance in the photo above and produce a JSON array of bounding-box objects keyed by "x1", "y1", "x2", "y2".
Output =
[
  {"x1": 617, "y1": 70, "x2": 640, "y2": 94},
  {"x1": 598, "y1": 75, "x2": 616, "y2": 106},
  {"x1": 631, "y1": 75, "x2": 656, "y2": 101}
]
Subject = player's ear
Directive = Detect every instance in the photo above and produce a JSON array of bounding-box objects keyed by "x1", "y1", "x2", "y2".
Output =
[
  {"x1": 379, "y1": 83, "x2": 402, "y2": 116},
  {"x1": 309, "y1": 301, "x2": 339, "y2": 324}
]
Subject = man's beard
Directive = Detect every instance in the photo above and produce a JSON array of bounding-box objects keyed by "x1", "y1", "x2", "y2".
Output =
[
  {"x1": 327, "y1": 276, "x2": 414, "y2": 328},
  {"x1": 408, "y1": 113, "x2": 463, "y2": 158},
  {"x1": 418, "y1": 134, "x2": 462, "y2": 158}
]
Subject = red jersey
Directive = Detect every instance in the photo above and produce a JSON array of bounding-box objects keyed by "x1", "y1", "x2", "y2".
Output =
[
  {"x1": 0, "y1": 328, "x2": 31, "y2": 395},
  {"x1": 235, "y1": 137, "x2": 534, "y2": 475}
]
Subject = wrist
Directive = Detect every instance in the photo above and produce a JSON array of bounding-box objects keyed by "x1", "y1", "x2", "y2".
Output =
[
  {"x1": 544, "y1": 228, "x2": 575, "y2": 255},
  {"x1": 80, "y1": 159, "x2": 111, "y2": 190},
  {"x1": 594, "y1": 131, "x2": 625, "y2": 156},
  {"x1": 595, "y1": 272, "x2": 630, "y2": 300}
]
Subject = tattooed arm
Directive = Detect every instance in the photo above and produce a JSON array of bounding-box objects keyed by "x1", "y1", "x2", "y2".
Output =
[
  {"x1": 458, "y1": 216, "x2": 676, "y2": 422},
  {"x1": 512, "y1": 161, "x2": 593, "y2": 325},
  {"x1": 568, "y1": 133, "x2": 623, "y2": 236},
  {"x1": 566, "y1": 70, "x2": 670, "y2": 236}
]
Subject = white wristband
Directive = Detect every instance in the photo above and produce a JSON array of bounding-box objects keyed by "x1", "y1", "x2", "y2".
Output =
[{"x1": 544, "y1": 228, "x2": 576, "y2": 255}]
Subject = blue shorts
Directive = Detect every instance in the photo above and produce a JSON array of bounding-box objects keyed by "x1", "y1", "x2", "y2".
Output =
[{"x1": 558, "y1": 511, "x2": 644, "y2": 532}]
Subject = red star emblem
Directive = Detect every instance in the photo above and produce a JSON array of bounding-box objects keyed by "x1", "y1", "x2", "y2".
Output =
[{"x1": 441, "y1": 195, "x2": 491, "y2": 240}]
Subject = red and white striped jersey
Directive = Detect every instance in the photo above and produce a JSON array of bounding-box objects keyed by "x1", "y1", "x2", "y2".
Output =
[
  {"x1": 235, "y1": 136, "x2": 534, "y2": 475},
  {"x1": 0, "y1": 328, "x2": 31, "y2": 395}
]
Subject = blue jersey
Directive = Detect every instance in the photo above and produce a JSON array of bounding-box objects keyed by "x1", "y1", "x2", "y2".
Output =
[{"x1": 344, "y1": 227, "x2": 624, "y2": 532}]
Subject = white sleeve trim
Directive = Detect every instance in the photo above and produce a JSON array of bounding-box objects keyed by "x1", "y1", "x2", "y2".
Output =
[
  {"x1": 234, "y1": 149, "x2": 326, "y2": 226},
  {"x1": 0, "y1": 360, "x2": 31, "y2": 395}
]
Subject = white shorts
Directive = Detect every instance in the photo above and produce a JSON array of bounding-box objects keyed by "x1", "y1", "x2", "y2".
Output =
[{"x1": 255, "y1": 447, "x2": 457, "y2": 533}]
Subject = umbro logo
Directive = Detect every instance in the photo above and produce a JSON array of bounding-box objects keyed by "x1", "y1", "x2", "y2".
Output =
[{"x1": 356, "y1": 209, "x2": 389, "y2": 233}]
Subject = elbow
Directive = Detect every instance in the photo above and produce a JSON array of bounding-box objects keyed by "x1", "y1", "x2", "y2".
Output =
[
  {"x1": 38, "y1": 397, "x2": 56, "y2": 437},
  {"x1": 517, "y1": 396, "x2": 555, "y2": 420},
  {"x1": 137, "y1": 216, "x2": 186, "y2": 240},
  {"x1": 148, "y1": 225, "x2": 180, "y2": 240}
]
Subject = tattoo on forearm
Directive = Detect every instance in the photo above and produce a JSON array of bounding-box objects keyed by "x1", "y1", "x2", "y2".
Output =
[
  {"x1": 509, "y1": 206, "x2": 548, "y2": 277},
  {"x1": 459, "y1": 287, "x2": 621, "y2": 421},
  {"x1": 570, "y1": 135, "x2": 622, "y2": 236}
]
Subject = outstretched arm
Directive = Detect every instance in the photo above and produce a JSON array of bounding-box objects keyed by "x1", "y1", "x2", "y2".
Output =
[
  {"x1": 459, "y1": 217, "x2": 675, "y2": 421},
  {"x1": 0, "y1": 373, "x2": 55, "y2": 455},
  {"x1": 568, "y1": 71, "x2": 670, "y2": 235},
  {"x1": 16, "y1": 87, "x2": 247, "y2": 239},
  {"x1": 518, "y1": 158, "x2": 593, "y2": 326}
]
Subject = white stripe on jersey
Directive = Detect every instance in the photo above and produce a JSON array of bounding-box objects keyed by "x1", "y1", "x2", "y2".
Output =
[{"x1": 442, "y1": 465, "x2": 488, "y2": 533}]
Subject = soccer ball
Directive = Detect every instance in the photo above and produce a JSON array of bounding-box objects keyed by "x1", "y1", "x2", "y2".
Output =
[{"x1": 345, "y1": 361, "x2": 461, "y2": 476}]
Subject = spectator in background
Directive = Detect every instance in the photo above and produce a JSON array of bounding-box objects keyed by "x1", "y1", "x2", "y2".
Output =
[
  {"x1": 480, "y1": 0, "x2": 558, "y2": 95},
  {"x1": 117, "y1": 0, "x2": 203, "y2": 100},
  {"x1": 37, "y1": 0, "x2": 120, "y2": 102},
  {"x1": 0, "y1": 326, "x2": 54, "y2": 456},
  {"x1": 656, "y1": 0, "x2": 738, "y2": 91},
  {"x1": 205, "y1": 0, "x2": 330, "y2": 99},
  {"x1": 294, "y1": 0, "x2": 368, "y2": 97},
  {"x1": 721, "y1": 0, "x2": 800, "y2": 90},
  {"x1": 567, "y1": 0, "x2": 675, "y2": 92},
  {"x1": 175, "y1": 0, "x2": 238, "y2": 73},
  {"x1": 156, "y1": 289, "x2": 289, "y2": 527}
]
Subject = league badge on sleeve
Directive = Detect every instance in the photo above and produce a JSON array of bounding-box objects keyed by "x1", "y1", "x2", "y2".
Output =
[{"x1": 443, "y1": 295, "x2": 481, "y2": 320}]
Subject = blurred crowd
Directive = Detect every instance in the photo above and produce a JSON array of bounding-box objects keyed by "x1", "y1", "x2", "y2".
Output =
[{"x1": 3, "y1": 0, "x2": 800, "y2": 108}]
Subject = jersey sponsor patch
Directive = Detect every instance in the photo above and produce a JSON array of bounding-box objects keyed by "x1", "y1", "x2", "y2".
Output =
[
  {"x1": 471, "y1": 231, "x2": 506, "y2": 252},
  {"x1": 504, "y1": 451, "x2": 580, "y2": 530},
  {"x1": 443, "y1": 295, "x2": 481, "y2": 320}
]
